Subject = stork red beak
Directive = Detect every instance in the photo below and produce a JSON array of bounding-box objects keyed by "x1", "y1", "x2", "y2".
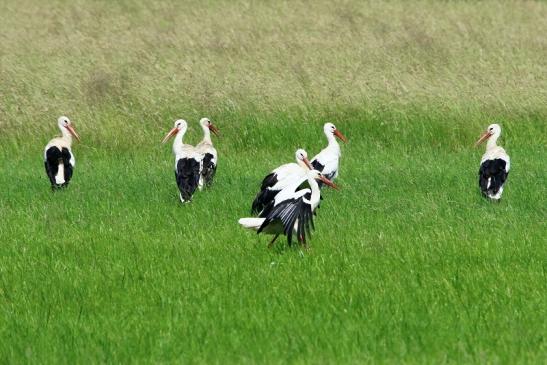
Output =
[
  {"x1": 303, "y1": 157, "x2": 313, "y2": 170},
  {"x1": 208, "y1": 123, "x2": 220, "y2": 137},
  {"x1": 334, "y1": 129, "x2": 347, "y2": 143},
  {"x1": 65, "y1": 124, "x2": 81, "y2": 142},
  {"x1": 162, "y1": 127, "x2": 179, "y2": 143},
  {"x1": 475, "y1": 131, "x2": 492, "y2": 147},
  {"x1": 319, "y1": 175, "x2": 339, "y2": 190}
]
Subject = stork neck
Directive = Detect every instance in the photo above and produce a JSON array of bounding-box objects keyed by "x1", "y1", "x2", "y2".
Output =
[
  {"x1": 486, "y1": 135, "x2": 499, "y2": 150},
  {"x1": 173, "y1": 129, "x2": 185, "y2": 153},
  {"x1": 307, "y1": 176, "x2": 321, "y2": 208},
  {"x1": 59, "y1": 126, "x2": 73, "y2": 143},
  {"x1": 325, "y1": 134, "x2": 341, "y2": 157},
  {"x1": 201, "y1": 126, "x2": 212, "y2": 145},
  {"x1": 326, "y1": 134, "x2": 341, "y2": 154},
  {"x1": 326, "y1": 132, "x2": 338, "y2": 146}
]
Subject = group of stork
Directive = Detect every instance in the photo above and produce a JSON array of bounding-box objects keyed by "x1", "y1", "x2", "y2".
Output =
[
  {"x1": 160, "y1": 119, "x2": 348, "y2": 247},
  {"x1": 239, "y1": 123, "x2": 347, "y2": 247},
  {"x1": 44, "y1": 116, "x2": 510, "y2": 248},
  {"x1": 161, "y1": 118, "x2": 220, "y2": 203}
]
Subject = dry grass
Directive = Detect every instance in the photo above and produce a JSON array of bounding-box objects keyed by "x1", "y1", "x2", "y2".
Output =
[{"x1": 1, "y1": 0, "x2": 546, "y2": 137}]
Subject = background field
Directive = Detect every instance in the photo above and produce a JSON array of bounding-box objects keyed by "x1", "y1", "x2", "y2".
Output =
[{"x1": 1, "y1": 1, "x2": 546, "y2": 363}]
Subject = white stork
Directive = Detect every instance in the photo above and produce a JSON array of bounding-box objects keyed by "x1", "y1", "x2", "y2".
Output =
[
  {"x1": 475, "y1": 123, "x2": 510, "y2": 200},
  {"x1": 239, "y1": 169, "x2": 337, "y2": 247},
  {"x1": 251, "y1": 148, "x2": 313, "y2": 214},
  {"x1": 162, "y1": 119, "x2": 201, "y2": 203},
  {"x1": 44, "y1": 116, "x2": 81, "y2": 189},
  {"x1": 195, "y1": 117, "x2": 220, "y2": 190},
  {"x1": 311, "y1": 123, "x2": 347, "y2": 187}
]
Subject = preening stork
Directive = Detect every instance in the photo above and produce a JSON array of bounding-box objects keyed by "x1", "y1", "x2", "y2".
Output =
[
  {"x1": 44, "y1": 116, "x2": 81, "y2": 189},
  {"x1": 475, "y1": 123, "x2": 510, "y2": 200},
  {"x1": 195, "y1": 117, "x2": 220, "y2": 190},
  {"x1": 311, "y1": 123, "x2": 347, "y2": 187},
  {"x1": 162, "y1": 119, "x2": 201, "y2": 203},
  {"x1": 251, "y1": 149, "x2": 313, "y2": 214},
  {"x1": 239, "y1": 169, "x2": 337, "y2": 247}
]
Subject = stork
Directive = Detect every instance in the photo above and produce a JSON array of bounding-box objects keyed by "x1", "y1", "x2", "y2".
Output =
[
  {"x1": 251, "y1": 149, "x2": 313, "y2": 214},
  {"x1": 475, "y1": 123, "x2": 510, "y2": 200},
  {"x1": 239, "y1": 169, "x2": 337, "y2": 248},
  {"x1": 311, "y1": 123, "x2": 347, "y2": 187},
  {"x1": 195, "y1": 117, "x2": 220, "y2": 190},
  {"x1": 162, "y1": 119, "x2": 201, "y2": 203},
  {"x1": 44, "y1": 116, "x2": 81, "y2": 189}
]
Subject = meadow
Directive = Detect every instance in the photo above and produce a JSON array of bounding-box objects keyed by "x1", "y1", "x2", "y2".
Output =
[{"x1": 1, "y1": 1, "x2": 546, "y2": 363}]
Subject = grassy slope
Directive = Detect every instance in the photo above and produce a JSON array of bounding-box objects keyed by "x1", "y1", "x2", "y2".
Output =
[{"x1": 1, "y1": 1, "x2": 546, "y2": 363}]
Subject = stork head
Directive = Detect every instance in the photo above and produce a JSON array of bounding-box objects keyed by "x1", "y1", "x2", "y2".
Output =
[
  {"x1": 309, "y1": 169, "x2": 338, "y2": 190},
  {"x1": 57, "y1": 116, "x2": 80, "y2": 141},
  {"x1": 162, "y1": 119, "x2": 187, "y2": 143},
  {"x1": 295, "y1": 148, "x2": 313, "y2": 170},
  {"x1": 475, "y1": 123, "x2": 501, "y2": 147},
  {"x1": 324, "y1": 122, "x2": 347, "y2": 143},
  {"x1": 200, "y1": 117, "x2": 220, "y2": 137}
]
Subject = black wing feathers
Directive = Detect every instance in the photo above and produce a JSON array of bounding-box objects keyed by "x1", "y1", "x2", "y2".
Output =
[
  {"x1": 44, "y1": 146, "x2": 73, "y2": 188},
  {"x1": 61, "y1": 148, "x2": 73, "y2": 185},
  {"x1": 251, "y1": 172, "x2": 280, "y2": 214},
  {"x1": 45, "y1": 147, "x2": 61, "y2": 186},
  {"x1": 176, "y1": 158, "x2": 200, "y2": 201},
  {"x1": 257, "y1": 193, "x2": 314, "y2": 245},
  {"x1": 478, "y1": 158, "x2": 508, "y2": 196},
  {"x1": 311, "y1": 160, "x2": 324, "y2": 172},
  {"x1": 251, "y1": 188, "x2": 278, "y2": 215},
  {"x1": 201, "y1": 153, "x2": 217, "y2": 187},
  {"x1": 260, "y1": 172, "x2": 278, "y2": 191}
]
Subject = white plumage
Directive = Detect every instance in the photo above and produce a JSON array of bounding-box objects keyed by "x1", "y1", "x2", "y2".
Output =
[
  {"x1": 311, "y1": 123, "x2": 347, "y2": 184},
  {"x1": 162, "y1": 119, "x2": 201, "y2": 203},
  {"x1": 475, "y1": 123, "x2": 510, "y2": 200},
  {"x1": 251, "y1": 149, "x2": 312, "y2": 214},
  {"x1": 240, "y1": 169, "x2": 337, "y2": 247},
  {"x1": 43, "y1": 116, "x2": 80, "y2": 189},
  {"x1": 195, "y1": 117, "x2": 220, "y2": 190}
]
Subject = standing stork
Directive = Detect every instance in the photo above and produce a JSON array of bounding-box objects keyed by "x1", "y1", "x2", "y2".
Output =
[
  {"x1": 44, "y1": 116, "x2": 81, "y2": 189},
  {"x1": 475, "y1": 123, "x2": 510, "y2": 200},
  {"x1": 311, "y1": 123, "x2": 347, "y2": 186},
  {"x1": 195, "y1": 117, "x2": 220, "y2": 190},
  {"x1": 239, "y1": 169, "x2": 337, "y2": 248},
  {"x1": 251, "y1": 149, "x2": 313, "y2": 214},
  {"x1": 162, "y1": 119, "x2": 201, "y2": 203}
]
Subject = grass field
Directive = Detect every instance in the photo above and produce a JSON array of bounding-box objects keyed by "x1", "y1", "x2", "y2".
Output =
[{"x1": 1, "y1": 1, "x2": 546, "y2": 363}]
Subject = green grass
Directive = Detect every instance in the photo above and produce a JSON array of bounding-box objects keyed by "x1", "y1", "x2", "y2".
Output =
[{"x1": 1, "y1": 1, "x2": 546, "y2": 363}]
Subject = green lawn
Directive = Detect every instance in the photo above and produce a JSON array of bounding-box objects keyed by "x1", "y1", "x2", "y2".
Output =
[{"x1": 1, "y1": 1, "x2": 546, "y2": 363}]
